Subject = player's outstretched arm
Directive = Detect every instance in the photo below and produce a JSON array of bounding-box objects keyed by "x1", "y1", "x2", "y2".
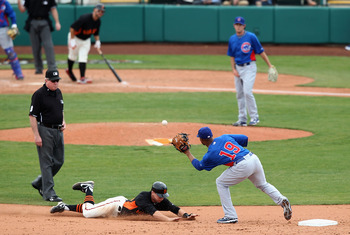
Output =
[{"x1": 152, "y1": 211, "x2": 180, "y2": 222}]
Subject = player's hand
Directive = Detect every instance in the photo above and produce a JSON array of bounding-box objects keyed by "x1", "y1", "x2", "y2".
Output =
[
  {"x1": 182, "y1": 213, "x2": 198, "y2": 220},
  {"x1": 233, "y1": 69, "x2": 240, "y2": 77},
  {"x1": 55, "y1": 22, "x2": 61, "y2": 31},
  {"x1": 94, "y1": 40, "x2": 101, "y2": 49},
  {"x1": 69, "y1": 39, "x2": 77, "y2": 49}
]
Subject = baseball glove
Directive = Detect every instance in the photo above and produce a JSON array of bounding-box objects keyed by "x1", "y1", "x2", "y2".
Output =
[
  {"x1": 172, "y1": 133, "x2": 190, "y2": 153},
  {"x1": 7, "y1": 27, "x2": 19, "y2": 40},
  {"x1": 268, "y1": 65, "x2": 278, "y2": 82}
]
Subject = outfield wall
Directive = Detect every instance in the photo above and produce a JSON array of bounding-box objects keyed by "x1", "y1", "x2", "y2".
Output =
[{"x1": 12, "y1": 5, "x2": 350, "y2": 45}]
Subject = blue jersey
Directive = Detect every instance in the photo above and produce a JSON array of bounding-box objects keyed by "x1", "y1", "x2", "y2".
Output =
[
  {"x1": 227, "y1": 31, "x2": 264, "y2": 65},
  {"x1": 0, "y1": 0, "x2": 16, "y2": 28},
  {"x1": 191, "y1": 134, "x2": 250, "y2": 171}
]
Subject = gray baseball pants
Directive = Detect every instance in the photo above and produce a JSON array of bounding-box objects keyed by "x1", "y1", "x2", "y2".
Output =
[
  {"x1": 35, "y1": 125, "x2": 64, "y2": 200},
  {"x1": 29, "y1": 19, "x2": 57, "y2": 71},
  {"x1": 234, "y1": 61, "x2": 259, "y2": 122}
]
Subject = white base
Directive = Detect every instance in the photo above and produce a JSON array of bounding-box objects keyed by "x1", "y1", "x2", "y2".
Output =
[{"x1": 298, "y1": 219, "x2": 338, "y2": 227}]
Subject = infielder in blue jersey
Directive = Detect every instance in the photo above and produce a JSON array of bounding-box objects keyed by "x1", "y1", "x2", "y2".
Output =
[
  {"x1": 227, "y1": 16, "x2": 274, "y2": 126},
  {"x1": 0, "y1": 0, "x2": 24, "y2": 80},
  {"x1": 183, "y1": 127, "x2": 292, "y2": 224}
]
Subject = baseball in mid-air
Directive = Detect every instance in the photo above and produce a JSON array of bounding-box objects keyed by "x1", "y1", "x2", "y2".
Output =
[{"x1": 162, "y1": 120, "x2": 168, "y2": 126}]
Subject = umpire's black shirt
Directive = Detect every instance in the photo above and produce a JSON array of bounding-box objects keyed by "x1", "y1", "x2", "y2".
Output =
[{"x1": 29, "y1": 84, "x2": 64, "y2": 125}]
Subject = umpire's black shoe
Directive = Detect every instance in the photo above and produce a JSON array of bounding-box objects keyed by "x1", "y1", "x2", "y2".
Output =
[
  {"x1": 46, "y1": 196, "x2": 63, "y2": 202},
  {"x1": 31, "y1": 176, "x2": 43, "y2": 197}
]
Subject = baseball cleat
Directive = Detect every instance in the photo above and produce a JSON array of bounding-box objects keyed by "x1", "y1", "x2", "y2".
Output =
[
  {"x1": 281, "y1": 198, "x2": 292, "y2": 220},
  {"x1": 50, "y1": 202, "x2": 66, "y2": 213},
  {"x1": 77, "y1": 77, "x2": 92, "y2": 84},
  {"x1": 232, "y1": 121, "x2": 247, "y2": 127},
  {"x1": 248, "y1": 118, "x2": 260, "y2": 126},
  {"x1": 65, "y1": 69, "x2": 77, "y2": 82},
  {"x1": 72, "y1": 181, "x2": 94, "y2": 193},
  {"x1": 46, "y1": 195, "x2": 63, "y2": 202},
  {"x1": 345, "y1": 45, "x2": 350, "y2": 51},
  {"x1": 217, "y1": 217, "x2": 238, "y2": 224}
]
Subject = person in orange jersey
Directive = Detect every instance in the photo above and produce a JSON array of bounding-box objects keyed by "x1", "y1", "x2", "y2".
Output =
[{"x1": 50, "y1": 180, "x2": 198, "y2": 222}]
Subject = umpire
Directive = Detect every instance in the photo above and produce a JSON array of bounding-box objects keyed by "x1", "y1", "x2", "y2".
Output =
[{"x1": 29, "y1": 69, "x2": 66, "y2": 202}]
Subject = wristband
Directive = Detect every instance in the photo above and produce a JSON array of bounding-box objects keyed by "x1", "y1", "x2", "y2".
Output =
[{"x1": 182, "y1": 213, "x2": 192, "y2": 218}]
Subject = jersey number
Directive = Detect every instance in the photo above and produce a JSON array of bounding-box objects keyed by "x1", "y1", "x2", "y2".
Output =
[{"x1": 219, "y1": 141, "x2": 241, "y2": 161}]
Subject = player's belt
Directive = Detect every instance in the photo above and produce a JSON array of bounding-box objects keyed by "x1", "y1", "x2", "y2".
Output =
[
  {"x1": 39, "y1": 122, "x2": 62, "y2": 130},
  {"x1": 236, "y1": 62, "x2": 250, "y2": 67},
  {"x1": 234, "y1": 152, "x2": 253, "y2": 165}
]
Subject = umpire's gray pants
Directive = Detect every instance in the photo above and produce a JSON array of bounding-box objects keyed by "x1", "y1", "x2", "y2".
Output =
[
  {"x1": 29, "y1": 19, "x2": 57, "y2": 71},
  {"x1": 36, "y1": 125, "x2": 64, "y2": 200}
]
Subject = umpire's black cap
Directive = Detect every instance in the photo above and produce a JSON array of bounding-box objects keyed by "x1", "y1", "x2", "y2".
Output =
[
  {"x1": 45, "y1": 69, "x2": 61, "y2": 81},
  {"x1": 151, "y1": 181, "x2": 169, "y2": 198}
]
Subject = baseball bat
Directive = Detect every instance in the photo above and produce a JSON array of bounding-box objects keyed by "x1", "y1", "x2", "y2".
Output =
[{"x1": 97, "y1": 48, "x2": 123, "y2": 83}]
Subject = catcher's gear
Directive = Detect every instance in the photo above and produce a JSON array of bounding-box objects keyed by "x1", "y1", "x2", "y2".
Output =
[
  {"x1": 7, "y1": 27, "x2": 19, "y2": 40},
  {"x1": 172, "y1": 133, "x2": 190, "y2": 153},
  {"x1": 268, "y1": 65, "x2": 278, "y2": 82}
]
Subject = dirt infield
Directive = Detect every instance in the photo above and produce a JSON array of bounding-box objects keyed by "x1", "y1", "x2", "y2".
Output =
[
  {"x1": 1, "y1": 204, "x2": 349, "y2": 235},
  {"x1": 1, "y1": 44, "x2": 349, "y2": 234}
]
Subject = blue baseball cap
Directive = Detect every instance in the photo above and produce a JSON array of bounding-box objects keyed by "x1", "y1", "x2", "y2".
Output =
[
  {"x1": 234, "y1": 16, "x2": 245, "y2": 25},
  {"x1": 197, "y1": 127, "x2": 213, "y2": 139}
]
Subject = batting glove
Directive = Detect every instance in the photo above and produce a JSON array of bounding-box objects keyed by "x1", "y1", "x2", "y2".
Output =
[
  {"x1": 94, "y1": 40, "x2": 101, "y2": 49},
  {"x1": 69, "y1": 39, "x2": 76, "y2": 49}
]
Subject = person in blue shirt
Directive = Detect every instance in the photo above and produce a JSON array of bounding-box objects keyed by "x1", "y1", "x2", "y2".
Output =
[
  {"x1": 227, "y1": 16, "x2": 274, "y2": 127},
  {"x1": 0, "y1": 0, "x2": 24, "y2": 80},
  {"x1": 183, "y1": 127, "x2": 292, "y2": 224}
]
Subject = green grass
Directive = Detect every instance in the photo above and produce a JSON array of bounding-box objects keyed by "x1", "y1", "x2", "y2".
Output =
[{"x1": 0, "y1": 53, "x2": 349, "y2": 207}]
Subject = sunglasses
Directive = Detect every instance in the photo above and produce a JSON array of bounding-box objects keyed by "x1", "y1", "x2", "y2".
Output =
[{"x1": 51, "y1": 79, "x2": 60, "y2": 83}]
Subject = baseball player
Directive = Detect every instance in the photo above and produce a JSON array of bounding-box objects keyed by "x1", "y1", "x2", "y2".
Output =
[
  {"x1": 50, "y1": 181, "x2": 198, "y2": 222},
  {"x1": 227, "y1": 16, "x2": 274, "y2": 126},
  {"x1": 0, "y1": 0, "x2": 24, "y2": 80},
  {"x1": 183, "y1": 127, "x2": 292, "y2": 223},
  {"x1": 65, "y1": 4, "x2": 105, "y2": 84}
]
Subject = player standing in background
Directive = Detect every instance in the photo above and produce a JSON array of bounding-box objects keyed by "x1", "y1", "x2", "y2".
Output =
[
  {"x1": 50, "y1": 181, "x2": 198, "y2": 222},
  {"x1": 0, "y1": 0, "x2": 24, "y2": 80},
  {"x1": 182, "y1": 127, "x2": 292, "y2": 223},
  {"x1": 227, "y1": 16, "x2": 274, "y2": 127},
  {"x1": 65, "y1": 4, "x2": 105, "y2": 84},
  {"x1": 17, "y1": 0, "x2": 61, "y2": 74}
]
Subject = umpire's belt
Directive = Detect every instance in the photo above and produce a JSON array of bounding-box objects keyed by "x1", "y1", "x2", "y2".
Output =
[
  {"x1": 234, "y1": 152, "x2": 253, "y2": 165},
  {"x1": 39, "y1": 122, "x2": 62, "y2": 130},
  {"x1": 236, "y1": 62, "x2": 250, "y2": 67}
]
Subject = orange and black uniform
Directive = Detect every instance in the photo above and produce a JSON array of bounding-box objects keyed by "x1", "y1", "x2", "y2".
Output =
[
  {"x1": 121, "y1": 191, "x2": 180, "y2": 216},
  {"x1": 70, "y1": 13, "x2": 100, "y2": 40}
]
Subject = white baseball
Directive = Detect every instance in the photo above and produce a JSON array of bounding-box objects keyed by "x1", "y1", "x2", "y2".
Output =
[{"x1": 162, "y1": 120, "x2": 168, "y2": 126}]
